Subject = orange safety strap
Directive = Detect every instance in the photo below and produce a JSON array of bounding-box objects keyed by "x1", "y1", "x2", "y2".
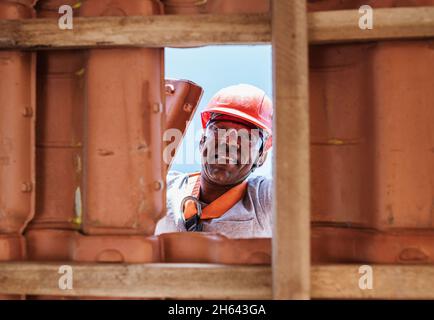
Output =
[{"x1": 182, "y1": 172, "x2": 248, "y2": 221}]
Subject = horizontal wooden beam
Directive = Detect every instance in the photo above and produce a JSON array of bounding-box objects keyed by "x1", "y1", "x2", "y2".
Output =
[
  {"x1": 0, "y1": 7, "x2": 433, "y2": 49},
  {"x1": 310, "y1": 6, "x2": 434, "y2": 44},
  {"x1": 0, "y1": 263, "x2": 272, "y2": 299},
  {"x1": 0, "y1": 14, "x2": 270, "y2": 49},
  {"x1": 312, "y1": 264, "x2": 434, "y2": 299},
  {"x1": 1, "y1": 263, "x2": 434, "y2": 299}
]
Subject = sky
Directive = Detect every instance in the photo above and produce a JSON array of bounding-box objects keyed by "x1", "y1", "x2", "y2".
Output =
[{"x1": 165, "y1": 45, "x2": 273, "y2": 178}]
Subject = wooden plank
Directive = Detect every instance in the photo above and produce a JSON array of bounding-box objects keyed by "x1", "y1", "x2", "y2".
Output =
[
  {"x1": 311, "y1": 265, "x2": 434, "y2": 300},
  {"x1": 0, "y1": 7, "x2": 433, "y2": 49},
  {"x1": 309, "y1": 6, "x2": 434, "y2": 44},
  {"x1": 1, "y1": 263, "x2": 434, "y2": 299},
  {"x1": 0, "y1": 263, "x2": 272, "y2": 299},
  {"x1": 0, "y1": 14, "x2": 270, "y2": 49},
  {"x1": 272, "y1": 0, "x2": 310, "y2": 300}
]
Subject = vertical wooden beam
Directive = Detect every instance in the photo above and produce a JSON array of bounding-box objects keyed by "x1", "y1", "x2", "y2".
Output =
[{"x1": 272, "y1": 0, "x2": 310, "y2": 299}]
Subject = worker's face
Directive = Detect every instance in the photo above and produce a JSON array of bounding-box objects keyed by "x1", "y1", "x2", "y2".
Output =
[{"x1": 199, "y1": 120, "x2": 266, "y2": 186}]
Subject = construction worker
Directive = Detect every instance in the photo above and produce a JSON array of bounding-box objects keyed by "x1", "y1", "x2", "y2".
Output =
[{"x1": 155, "y1": 84, "x2": 273, "y2": 238}]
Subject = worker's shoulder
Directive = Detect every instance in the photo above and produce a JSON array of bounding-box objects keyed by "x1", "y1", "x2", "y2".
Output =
[
  {"x1": 246, "y1": 175, "x2": 272, "y2": 197},
  {"x1": 245, "y1": 175, "x2": 272, "y2": 218},
  {"x1": 247, "y1": 174, "x2": 271, "y2": 187}
]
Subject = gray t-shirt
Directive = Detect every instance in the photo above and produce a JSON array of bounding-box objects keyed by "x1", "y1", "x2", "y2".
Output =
[{"x1": 154, "y1": 171, "x2": 272, "y2": 239}]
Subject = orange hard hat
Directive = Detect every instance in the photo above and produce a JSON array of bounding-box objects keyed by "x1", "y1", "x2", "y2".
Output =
[{"x1": 201, "y1": 84, "x2": 273, "y2": 151}]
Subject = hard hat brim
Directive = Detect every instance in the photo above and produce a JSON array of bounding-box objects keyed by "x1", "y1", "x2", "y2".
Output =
[{"x1": 201, "y1": 106, "x2": 272, "y2": 136}]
